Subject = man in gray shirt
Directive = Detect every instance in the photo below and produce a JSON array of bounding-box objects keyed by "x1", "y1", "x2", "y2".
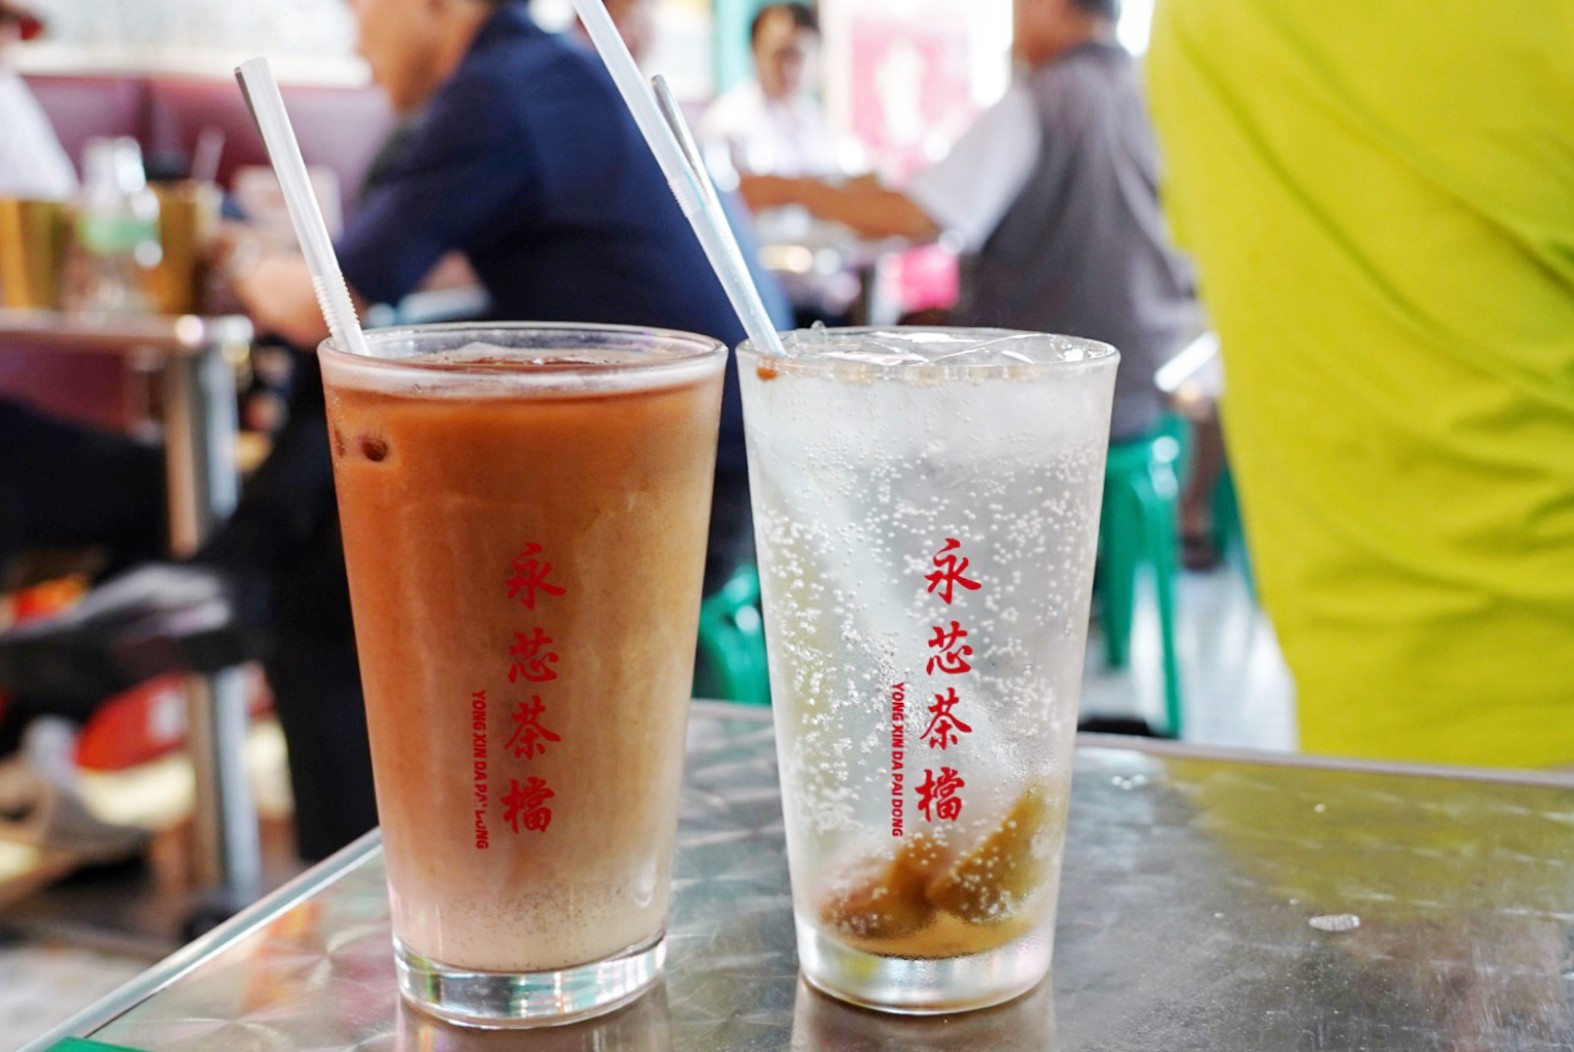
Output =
[{"x1": 743, "y1": 0, "x2": 1199, "y2": 440}]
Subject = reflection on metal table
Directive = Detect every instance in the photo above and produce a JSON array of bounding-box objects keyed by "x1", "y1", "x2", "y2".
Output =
[
  {"x1": 26, "y1": 702, "x2": 1574, "y2": 1051},
  {"x1": 0, "y1": 308, "x2": 260, "y2": 905}
]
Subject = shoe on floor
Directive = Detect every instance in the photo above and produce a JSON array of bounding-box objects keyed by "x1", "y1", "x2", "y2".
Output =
[{"x1": 0, "y1": 757, "x2": 148, "y2": 868}]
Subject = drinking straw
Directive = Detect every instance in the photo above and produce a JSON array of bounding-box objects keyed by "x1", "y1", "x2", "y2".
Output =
[
  {"x1": 233, "y1": 57, "x2": 372, "y2": 359},
  {"x1": 567, "y1": 0, "x2": 785, "y2": 356},
  {"x1": 651, "y1": 75, "x2": 722, "y2": 226}
]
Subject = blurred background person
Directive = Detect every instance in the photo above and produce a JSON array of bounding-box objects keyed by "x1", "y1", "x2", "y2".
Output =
[
  {"x1": 698, "y1": 3, "x2": 854, "y2": 328},
  {"x1": 0, "y1": 0, "x2": 74, "y2": 201},
  {"x1": 699, "y1": 2, "x2": 838, "y2": 179},
  {"x1": 744, "y1": 0, "x2": 1201, "y2": 442},
  {"x1": 1147, "y1": 0, "x2": 1574, "y2": 767},
  {"x1": 0, "y1": 1, "x2": 158, "y2": 863}
]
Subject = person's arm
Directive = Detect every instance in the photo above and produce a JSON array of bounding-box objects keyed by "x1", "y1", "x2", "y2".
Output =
[
  {"x1": 223, "y1": 246, "x2": 356, "y2": 349},
  {"x1": 740, "y1": 174, "x2": 940, "y2": 241}
]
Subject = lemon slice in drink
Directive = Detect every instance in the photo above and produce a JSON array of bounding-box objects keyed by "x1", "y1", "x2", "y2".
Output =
[
  {"x1": 820, "y1": 832, "x2": 950, "y2": 940},
  {"x1": 926, "y1": 783, "x2": 1059, "y2": 925}
]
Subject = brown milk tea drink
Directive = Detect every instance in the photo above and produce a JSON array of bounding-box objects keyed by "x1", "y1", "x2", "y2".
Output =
[
  {"x1": 320, "y1": 323, "x2": 725, "y2": 1028},
  {"x1": 740, "y1": 328, "x2": 1118, "y2": 1014}
]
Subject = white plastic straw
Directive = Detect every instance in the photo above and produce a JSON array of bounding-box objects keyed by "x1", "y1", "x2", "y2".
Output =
[
  {"x1": 234, "y1": 57, "x2": 372, "y2": 359},
  {"x1": 652, "y1": 75, "x2": 722, "y2": 224},
  {"x1": 568, "y1": 0, "x2": 785, "y2": 355}
]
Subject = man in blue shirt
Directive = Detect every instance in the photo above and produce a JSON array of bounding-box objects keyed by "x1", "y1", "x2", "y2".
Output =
[
  {"x1": 233, "y1": 0, "x2": 752, "y2": 438},
  {"x1": 237, "y1": 1, "x2": 741, "y2": 339},
  {"x1": 221, "y1": 0, "x2": 767, "y2": 856},
  {"x1": 228, "y1": 0, "x2": 759, "y2": 600}
]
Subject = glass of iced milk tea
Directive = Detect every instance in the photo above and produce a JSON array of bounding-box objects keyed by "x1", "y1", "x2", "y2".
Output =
[
  {"x1": 320, "y1": 323, "x2": 725, "y2": 1027},
  {"x1": 739, "y1": 328, "x2": 1118, "y2": 1014}
]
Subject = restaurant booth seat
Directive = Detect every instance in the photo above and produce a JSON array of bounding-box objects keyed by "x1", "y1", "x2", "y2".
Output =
[{"x1": 23, "y1": 72, "x2": 394, "y2": 197}]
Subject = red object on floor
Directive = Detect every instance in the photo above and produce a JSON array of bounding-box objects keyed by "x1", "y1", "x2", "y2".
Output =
[
  {"x1": 75, "y1": 671, "x2": 274, "y2": 773},
  {"x1": 74, "y1": 675, "x2": 189, "y2": 772}
]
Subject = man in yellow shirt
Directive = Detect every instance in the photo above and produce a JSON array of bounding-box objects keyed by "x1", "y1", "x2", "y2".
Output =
[{"x1": 1146, "y1": 1, "x2": 1574, "y2": 767}]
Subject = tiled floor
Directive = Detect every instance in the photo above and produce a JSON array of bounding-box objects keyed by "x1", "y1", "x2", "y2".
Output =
[
  {"x1": 0, "y1": 939, "x2": 147, "y2": 1047},
  {"x1": 0, "y1": 721, "x2": 299, "y2": 1051},
  {"x1": 1081, "y1": 559, "x2": 1297, "y2": 752},
  {"x1": 0, "y1": 560, "x2": 1294, "y2": 1051}
]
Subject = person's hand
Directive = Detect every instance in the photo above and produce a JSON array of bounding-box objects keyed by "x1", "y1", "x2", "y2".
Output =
[
  {"x1": 740, "y1": 175, "x2": 800, "y2": 212},
  {"x1": 239, "y1": 253, "x2": 329, "y2": 350},
  {"x1": 213, "y1": 222, "x2": 357, "y2": 350},
  {"x1": 212, "y1": 222, "x2": 266, "y2": 283},
  {"x1": 226, "y1": 246, "x2": 331, "y2": 351}
]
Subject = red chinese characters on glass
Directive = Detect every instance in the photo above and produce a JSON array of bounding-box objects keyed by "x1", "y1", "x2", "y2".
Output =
[
  {"x1": 501, "y1": 776, "x2": 555, "y2": 833},
  {"x1": 917, "y1": 767, "x2": 965, "y2": 822},
  {"x1": 508, "y1": 627, "x2": 559, "y2": 683},
  {"x1": 925, "y1": 620, "x2": 973, "y2": 676},
  {"x1": 921, "y1": 686, "x2": 973, "y2": 750},
  {"x1": 924, "y1": 537, "x2": 981, "y2": 605},
  {"x1": 504, "y1": 695, "x2": 561, "y2": 760},
  {"x1": 504, "y1": 543, "x2": 567, "y2": 610},
  {"x1": 911, "y1": 537, "x2": 983, "y2": 825},
  {"x1": 495, "y1": 541, "x2": 566, "y2": 837}
]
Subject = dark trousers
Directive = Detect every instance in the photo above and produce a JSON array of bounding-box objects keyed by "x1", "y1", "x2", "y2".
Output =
[{"x1": 0, "y1": 398, "x2": 165, "y2": 582}]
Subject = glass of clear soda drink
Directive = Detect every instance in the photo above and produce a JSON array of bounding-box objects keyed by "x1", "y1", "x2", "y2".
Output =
[{"x1": 738, "y1": 328, "x2": 1118, "y2": 1013}]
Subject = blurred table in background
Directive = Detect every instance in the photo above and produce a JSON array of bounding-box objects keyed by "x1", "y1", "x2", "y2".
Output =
[
  {"x1": 753, "y1": 207, "x2": 957, "y2": 328},
  {"x1": 0, "y1": 308, "x2": 261, "y2": 911},
  {"x1": 25, "y1": 703, "x2": 1574, "y2": 1051}
]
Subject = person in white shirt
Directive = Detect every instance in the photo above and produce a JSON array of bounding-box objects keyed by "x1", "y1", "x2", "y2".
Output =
[
  {"x1": 699, "y1": 3, "x2": 837, "y2": 178},
  {"x1": 743, "y1": 0, "x2": 1201, "y2": 441},
  {"x1": 0, "y1": 2, "x2": 76, "y2": 201}
]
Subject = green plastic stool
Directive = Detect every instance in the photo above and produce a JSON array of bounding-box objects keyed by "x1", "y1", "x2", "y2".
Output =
[
  {"x1": 1098, "y1": 430, "x2": 1184, "y2": 737},
  {"x1": 694, "y1": 563, "x2": 771, "y2": 705}
]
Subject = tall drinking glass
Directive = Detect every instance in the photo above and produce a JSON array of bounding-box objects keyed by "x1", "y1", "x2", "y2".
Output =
[
  {"x1": 739, "y1": 328, "x2": 1118, "y2": 1014},
  {"x1": 320, "y1": 323, "x2": 725, "y2": 1027}
]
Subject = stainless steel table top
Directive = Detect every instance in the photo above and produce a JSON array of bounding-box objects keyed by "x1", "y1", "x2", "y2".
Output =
[
  {"x1": 0, "y1": 308, "x2": 253, "y2": 357},
  {"x1": 34, "y1": 703, "x2": 1574, "y2": 1051}
]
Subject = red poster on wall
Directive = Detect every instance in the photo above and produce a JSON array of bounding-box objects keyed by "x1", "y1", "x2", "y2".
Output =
[{"x1": 847, "y1": 14, "x2": 981, "y2": 183}]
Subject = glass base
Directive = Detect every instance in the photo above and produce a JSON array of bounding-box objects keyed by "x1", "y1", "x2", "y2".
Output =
[
  {"x1": 795, "y1": 917, "x2": 1050, "y2": 1015},
  {"x1": 396, "y1": 933, "x2": 665, "y2": 1029}
]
